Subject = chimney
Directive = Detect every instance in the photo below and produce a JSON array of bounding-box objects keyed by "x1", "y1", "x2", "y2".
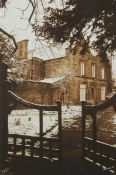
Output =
[{"x1": 15, "y1": 39, "x2": 29, "y2": 60}]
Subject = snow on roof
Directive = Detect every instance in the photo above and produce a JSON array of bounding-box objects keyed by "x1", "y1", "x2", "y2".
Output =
[{"x1": 38, "y1": 77, "x2": 65, "y2": 84}]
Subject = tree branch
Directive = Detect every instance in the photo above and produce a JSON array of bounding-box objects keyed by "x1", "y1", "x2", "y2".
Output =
[
  {"x1": 28, "y1": 0, "x2": 36, "y2": 23},
  {"x1": 0, "y1": 0, "x2": 7, "y2": 7},
  {"x1": 0, "y1": 27, "x2": 18, "y2": 54}
]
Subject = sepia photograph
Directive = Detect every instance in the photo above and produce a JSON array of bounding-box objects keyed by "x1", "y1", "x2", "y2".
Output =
[{"x1": 0, "y1": 0, "x2": 116, "y2": 175}]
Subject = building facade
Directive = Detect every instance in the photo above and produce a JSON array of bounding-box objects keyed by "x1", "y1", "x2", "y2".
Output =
[{"x1": 15, "y1": 40, "x2": 112, "y2": 105}]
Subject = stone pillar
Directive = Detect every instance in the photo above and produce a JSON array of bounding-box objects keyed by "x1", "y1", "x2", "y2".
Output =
[{"x1": 0, "y1": 55, "x2": 9, "y2": 164}]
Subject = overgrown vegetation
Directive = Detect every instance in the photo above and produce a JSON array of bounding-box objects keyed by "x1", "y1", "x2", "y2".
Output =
[
  {"x1": 0, "y1": 32, "x2": 27, "y2": 82},
  {"x1": 1, "y1": 0, "x2": 116, "y2": 61}
]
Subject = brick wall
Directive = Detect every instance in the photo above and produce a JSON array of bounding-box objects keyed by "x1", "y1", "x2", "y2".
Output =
[
  {"x1": 14, "y1": 79, "x2": 68, "y2": 105},
  {"x1": 14, "y1": 81, "x2": 53, "y2": 105}
]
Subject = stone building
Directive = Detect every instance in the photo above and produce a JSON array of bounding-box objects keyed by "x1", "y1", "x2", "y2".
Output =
[{"x1": 15, "y1": 40, "x2": 112, "y2": 105}]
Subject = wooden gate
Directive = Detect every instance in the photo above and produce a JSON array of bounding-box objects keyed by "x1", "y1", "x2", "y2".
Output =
[
  {"x1": 0, "y1": 58, "x2": 62, "y2": 165},
  {"x1": 7, "y1": 91, "x2": 62, "y2": 164},
  {"x1": 0, "y1": 58, "x2": 9, "y2": 163},
  {"x1": 82, "y1": 96, "x2": 116, "y2": 175}
]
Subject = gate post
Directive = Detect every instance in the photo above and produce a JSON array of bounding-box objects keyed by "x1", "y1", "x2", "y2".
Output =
[
  {"x1": 0, "y1": 55, "x2": 9, "y2": 164},
  {"x1": 82, "y1": 101, "x2": 86, "y2": 161}
]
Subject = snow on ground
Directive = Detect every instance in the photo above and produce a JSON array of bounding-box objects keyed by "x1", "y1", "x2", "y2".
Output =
[{"x1": 8, "y1": 106, "x2": 82, "y2": 137}]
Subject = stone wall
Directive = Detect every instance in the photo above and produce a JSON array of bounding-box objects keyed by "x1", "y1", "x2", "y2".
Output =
[{"x1": 14, "y1": 79, "x2": 68, "y2": 105}]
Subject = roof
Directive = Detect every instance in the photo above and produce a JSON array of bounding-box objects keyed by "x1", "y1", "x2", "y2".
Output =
[
  {"x1": 27, "y1": 77, "x2": 65, "y2": 84},
  {"x1": 38, "y1": 77, "x2": 65, "y2": 84}
]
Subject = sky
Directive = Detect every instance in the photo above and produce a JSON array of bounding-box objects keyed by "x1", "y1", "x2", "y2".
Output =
[
  {"x1": 0, "y1": 0, "x2": 66, "y2": 59},
  {"x1": 0, "y1": 0, "x2": 116, "y2": 76}
]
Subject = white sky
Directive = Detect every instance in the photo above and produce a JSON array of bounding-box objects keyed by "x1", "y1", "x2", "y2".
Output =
[{"x1": 0, "y1": 0, "x2": 116, "y2": 77}]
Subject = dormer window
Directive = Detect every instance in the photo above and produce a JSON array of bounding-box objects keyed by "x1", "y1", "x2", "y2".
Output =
[
  {"x1": 101, "y1": 67, "x2": 105, "y2": 79},
  {"x1": 92, "y1": 64, "x2": 96, "y2": 78},
  {"x1": 80, "y1": 61, "x2": 85, "y2": 76}
]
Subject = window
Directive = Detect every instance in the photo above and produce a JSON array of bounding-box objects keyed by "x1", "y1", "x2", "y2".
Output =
[
  {"x1": 101, "y1": 67, "x2": 105, "y2": 79},
  {"x1": 101, "y1": 86, "x2": 105, "y2": 101},
  {"x1": 80, "y1": 62, "x2": 85, "y2": 76},
  {"x1": 92, "y1": 64, "x2": 96, "y2": 78},
  {"x1": 80, "y1": 84, "x2": 86, "y2": 101}
]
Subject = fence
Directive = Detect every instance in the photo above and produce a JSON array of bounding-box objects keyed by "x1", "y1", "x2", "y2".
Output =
[
  {"x1": 7, "y1": 91, "x2": 62, "y2": 164},
  {"x1": 82, "y1": 95, "x2": 116, "y2": 174}
]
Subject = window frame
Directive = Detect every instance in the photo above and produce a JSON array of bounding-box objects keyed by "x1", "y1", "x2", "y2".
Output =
[
  {"x1": 91, "y1": 64, "x2": 96, "y2": 78},
  {"x1": 80, "y1": 83, "x2": 86, "y2": 102},
  {"x1": 101, "y1": 67, "x2": 105, "y2": 80}
]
